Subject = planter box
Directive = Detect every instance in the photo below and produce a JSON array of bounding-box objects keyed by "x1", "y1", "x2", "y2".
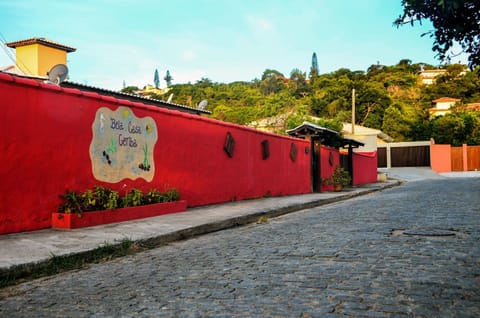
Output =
[{"x1": 52, "y1": 200, "x2": 187, "y2": 229}]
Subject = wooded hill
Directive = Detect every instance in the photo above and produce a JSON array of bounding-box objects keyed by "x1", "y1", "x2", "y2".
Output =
[{"x1": 123, "y1": 60, "x2": 480, "y2": 146}]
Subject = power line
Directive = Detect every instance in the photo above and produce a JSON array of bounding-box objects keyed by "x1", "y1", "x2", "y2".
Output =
[
  {"x1": 0, "y1": 31, "x2": 34, "y2": 75},
  {"x1": 0, "y1": 32, "x2": 16, "y2": 64}
]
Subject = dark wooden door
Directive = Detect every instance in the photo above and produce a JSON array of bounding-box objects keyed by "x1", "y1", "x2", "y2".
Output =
[
  {"x1": 467, "y1": 146, "x2": 480, "y2": 170},
  {"x1": 311, "y1": 139, "x2": 321, "y2": 192},
  {"x1": 451, "y1": 147, "x2": 463, "y2": 171},
  {"x1": 391, "y1": 146, "x2": 430, "y2": 167}
]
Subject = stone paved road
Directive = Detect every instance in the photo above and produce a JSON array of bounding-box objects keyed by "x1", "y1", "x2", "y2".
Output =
[{"x1": 1, "y1": 178, "x2": 479, "y2": 317}]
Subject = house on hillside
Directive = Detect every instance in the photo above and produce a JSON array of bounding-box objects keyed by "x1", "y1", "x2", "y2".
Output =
[
  {"x1": 418, "y1": 68, "x2": 467, "y2": 85},
  {"x1": 429, "y1": 97, "x2": 461, "y2": 117},
  {"x1": 137, "y1": 84, "x2": 172, "y2": 98},
  {"x1": 465, "y1": 103, "x2": 480, "y2": 112},
  {"x1": 418, "y1": 69, "x2": 447, "y2": 85}
]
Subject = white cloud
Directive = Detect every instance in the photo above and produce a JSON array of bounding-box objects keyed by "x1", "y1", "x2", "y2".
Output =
[
  {"x1": 245, "y1": 15, "x2": 274, "y2": 33},
  {"x1": 181, "y1": 50, "x2": 197, "y2": 61}
]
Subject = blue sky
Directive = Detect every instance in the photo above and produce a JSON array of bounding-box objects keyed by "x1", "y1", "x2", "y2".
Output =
[{"x1": 0, "y1": 0, "x2": 468, "y2": 90}]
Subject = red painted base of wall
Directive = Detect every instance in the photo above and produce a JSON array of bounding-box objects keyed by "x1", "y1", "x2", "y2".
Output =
[{"x1": 51, "y1": 200, "x2": 187, "y2": 229}]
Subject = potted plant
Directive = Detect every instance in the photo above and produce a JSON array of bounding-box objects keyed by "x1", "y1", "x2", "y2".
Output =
[
  {"x1": 52, "y1": 186, "x2": 186, "y2": 229},
  {"x1": 322, "y1": 166, "x2": 351, "y2": 191}
]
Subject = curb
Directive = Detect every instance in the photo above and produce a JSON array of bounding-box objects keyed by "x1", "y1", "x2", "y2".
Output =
[
  {"x1": 0, "y1": 180, "x2": 401, "y2": 289},
  {"x1": 111, "y1": 180, "x2": 401, "y2": 249}
]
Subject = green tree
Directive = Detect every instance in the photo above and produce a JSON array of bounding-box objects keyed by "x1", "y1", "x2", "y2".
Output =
[
  {"x1": 430, "y1": 111, "x2": 480, "y2": 145},
  {"x1": 355, "y1": 82, "x2": 391, "y2": 129},
  {"x1": 121, "y1": 86, "x2": 139, "y2": 94},
  {"x1": 154, "y1": 69, "x2": 160, "y2": 88},
  {"x1": 261, "y1": 69, "x2": 284, "y2": 80},
  {"x1": 395, "y1": 0, "x2": 480, "y2": 68},
  {"x1": 310, "y1": 69, "x2": 355, "y2": 117},
  {"x1": 196, "y1": 77, "x2": 213, "y2": 88},
  {"x1": 259, "y1": 69, "x2": 285, "y2": 95},
  {"x1": 289, "y1": 68, "x2": 309, "y2": 98},
  {"x1": 164, "y1": 70, "x2": 173, "y2": 87},
  {"x1": 309, "y1": 52, "x2": 320, "y2": 83},
  {"x1": 382, "y1": 105, "x2": 410, "y2": 141}
]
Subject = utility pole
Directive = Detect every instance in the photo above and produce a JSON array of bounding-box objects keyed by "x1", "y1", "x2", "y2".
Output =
[{"x1": 352, "y1": 88, "x2": 355, "y2": 134}]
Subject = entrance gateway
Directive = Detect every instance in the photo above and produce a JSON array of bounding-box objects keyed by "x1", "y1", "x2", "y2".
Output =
[{"x1": 287, "y1": 122, "x2": 364, "y2": 192}]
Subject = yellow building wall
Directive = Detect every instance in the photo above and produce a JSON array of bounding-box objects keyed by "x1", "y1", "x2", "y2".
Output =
[
  {"x1": 38, "y1": 45, "x2": 67, "y2": 77},
  {"x1": 15, "y1": 45, "x2": 39, "y2": 75},
  {"x1": 15, "y1": 44, "x2": 67, "y2": 77}
]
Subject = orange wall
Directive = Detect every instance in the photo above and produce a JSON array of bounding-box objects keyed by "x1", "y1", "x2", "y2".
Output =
[{"x1": 430, "y1": 139, "x2": 451, "y2": 173}]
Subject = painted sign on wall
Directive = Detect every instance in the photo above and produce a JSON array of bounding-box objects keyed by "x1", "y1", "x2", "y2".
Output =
[{"x1": 90, "y1": 106, "x2": 158, "y2": 182}]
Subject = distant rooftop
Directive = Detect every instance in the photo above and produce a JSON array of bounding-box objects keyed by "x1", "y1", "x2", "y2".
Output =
[
  {"x1": 466, "y1": 103, "x2": 480, "y2": 111},
  {"x1": 342, "y1": 123, "x2": 394, "y2": 143},
  {"x1": 6, "y1": 37, "x2": 76, "y2": 53},
  {"x1": 419, "y1": 69, "x2": 447, "y2": 74},
  {"x1": 432, "y1": 97, "x2": 461, "y2": 103}
]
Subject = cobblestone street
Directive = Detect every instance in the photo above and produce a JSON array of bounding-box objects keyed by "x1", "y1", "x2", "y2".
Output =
[{"x1": 1, "y1": 177, "x2": 479, "y2": 317}]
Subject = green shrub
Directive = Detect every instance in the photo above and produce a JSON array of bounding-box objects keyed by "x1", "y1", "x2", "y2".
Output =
[{"x1": 58, "y1": 186, "x2": 180, "y2": 213}]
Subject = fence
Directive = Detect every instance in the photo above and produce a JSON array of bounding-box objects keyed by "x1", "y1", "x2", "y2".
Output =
[
  {"x1": 451, "y1": 145, "x2": 480, "y2": 171},
  {"x1": 430, "y1": 139, "x2": 480, "y2": 172},
  {"x1": 467, "y1": 146, "x2": 480, "y2": 170},
  {"x1": 377, "y1": 141, "x2": 430, "y2": 168}
]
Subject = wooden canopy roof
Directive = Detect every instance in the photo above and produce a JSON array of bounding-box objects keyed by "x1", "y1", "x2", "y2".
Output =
[{"x1": 287, "y1": 121, "x2": 364, "y2": 148}]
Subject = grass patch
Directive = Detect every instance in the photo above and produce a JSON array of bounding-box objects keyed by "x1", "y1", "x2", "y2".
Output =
[
  {"x1": 0, "y1": 238, "x2": 153, "y2": 289},
  {"x1": 256, "y1": 215, "x2": 269, "y2": 224}
]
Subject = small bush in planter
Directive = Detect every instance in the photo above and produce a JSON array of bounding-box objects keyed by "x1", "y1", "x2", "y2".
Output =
[
  {"x1": 322, "y1": 166, "x2": 351, "y2": 189},
  {"x1": 122, "y1": 188, "x2": 144, "y2": 207},
  {"x1": 94, "y1": 186, "x2": 120, "y2": 210},
  {"x1": 58, "y1": 186, "x2": 180, "y2": 213},
  {"x1": 143, "y1": 189, "x2": 163, "y2": 204}
]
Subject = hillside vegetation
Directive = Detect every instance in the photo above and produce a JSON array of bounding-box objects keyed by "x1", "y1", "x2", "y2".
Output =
[{"x1": 126, "y1": 60, "x2": 480, "y2": 146}]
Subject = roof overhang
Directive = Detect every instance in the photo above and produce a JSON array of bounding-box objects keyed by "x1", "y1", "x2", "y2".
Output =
[
  {"x1": 286, "y1": 121, "x2": 343, "y2": 147},
  {"x1": 341, "y1": 137, "x2": 365, "y2": 149},
  {"x1": 6, "y1": 37, "x2": 76, "y2": 53},
  {"x1": 287, "y1": 121, "x2": 339, "y2": 137},
  {"x1": 287, "y1": 122, "x2": 365, "y2": 148}
]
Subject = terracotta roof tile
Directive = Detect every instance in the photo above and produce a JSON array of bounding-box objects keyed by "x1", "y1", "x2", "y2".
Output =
[
  {"x1": 432, "y1": 97, "x2": 461, "y2": 103},
  {"x1": 466, "y1": 103, "x2": 480, "y2": 111},
  {"x1": 6, "y1": 37, "x2": 76, "y2": 53}
]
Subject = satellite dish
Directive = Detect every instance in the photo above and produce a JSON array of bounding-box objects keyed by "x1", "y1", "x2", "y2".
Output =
[
  {"x1": 197, "y1": 99, "x2": 208, "y2": 110},
  {"x1": 167, "y1": 93, "x2": 173, "y2": 103},
  {"x1": 47, "y1": 64, "x2": 68, "y2": 84}
]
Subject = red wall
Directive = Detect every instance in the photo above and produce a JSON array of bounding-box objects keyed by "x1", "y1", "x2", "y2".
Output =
[
  {"x1": 0, "y1": 73, "x2": 310, "y2": 234},
  {"x1": 320, "y1": 146, "x2": 339, "y2": 192},
  {"x1": 352, "y1": 152, "x2": 377, "y2": 186}
]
